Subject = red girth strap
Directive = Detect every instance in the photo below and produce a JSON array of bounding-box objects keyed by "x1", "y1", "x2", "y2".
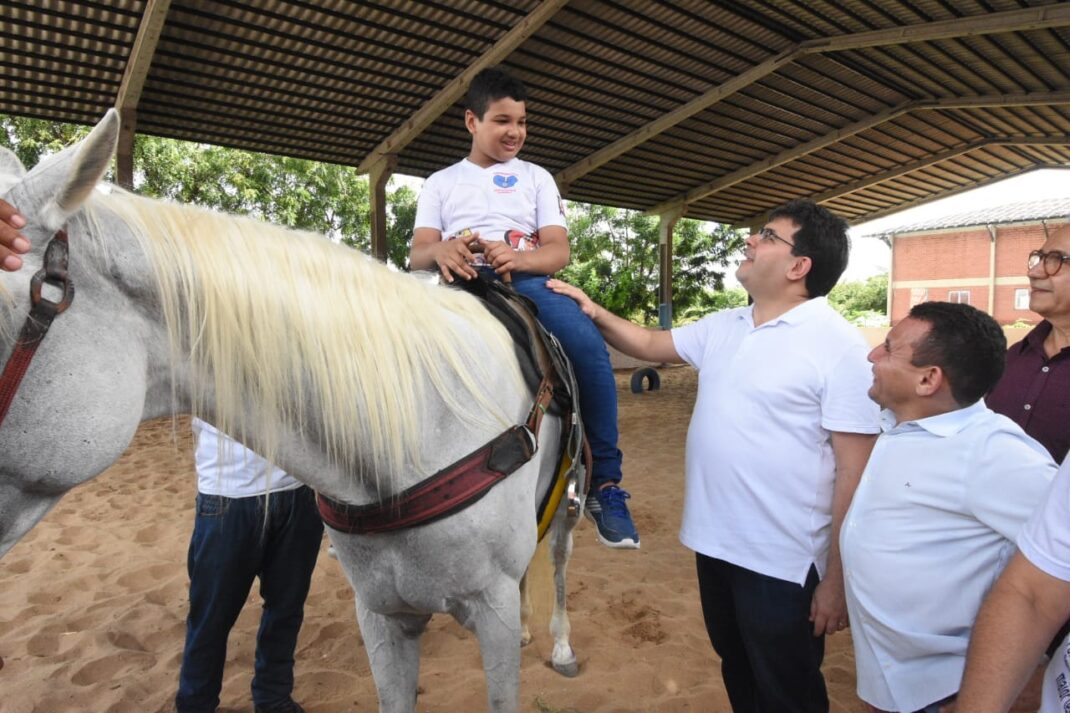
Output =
[
  {"x1": 0, "y1": 229, "x2": 74, "y2": 429},
  {"x1": 317, "y1": 375, "x2": 555, "y2": 535}
]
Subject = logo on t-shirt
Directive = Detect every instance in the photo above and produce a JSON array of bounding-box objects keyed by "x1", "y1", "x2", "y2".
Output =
[{"x1": 493, "y1": 173, "x2": 519, "y2": 192}]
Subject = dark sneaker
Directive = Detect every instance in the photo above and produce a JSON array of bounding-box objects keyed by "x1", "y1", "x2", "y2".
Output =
[
  {"x1": 254, "y1": 700, "x2": 305, "y2": 713},
  {"x1": 585, "y1": 485, "x2": 640, "y2": 549}
]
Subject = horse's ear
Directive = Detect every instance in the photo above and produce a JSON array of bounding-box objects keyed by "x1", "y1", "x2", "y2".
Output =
[
  {"x1": 0, "y1": 147, "x2": 27, "y2": 181},
  {"x1": 28, "y1": 109, "x2": 120, "y2": 231}
]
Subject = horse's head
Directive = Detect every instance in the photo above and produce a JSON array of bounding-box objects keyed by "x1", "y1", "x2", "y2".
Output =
[{"x1": 0, "y1": 110, "x2": 156, "y2": 558}]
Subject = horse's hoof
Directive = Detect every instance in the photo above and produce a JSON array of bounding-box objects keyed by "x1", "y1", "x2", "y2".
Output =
[
  {"x1": 552, "y1": 659, "x2": 579, "y2": 678},
  {"x1": 520, "y1": 632, "x2": 533, "y2": 647}
]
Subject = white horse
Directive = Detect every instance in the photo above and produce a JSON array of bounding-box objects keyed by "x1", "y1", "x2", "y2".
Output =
[{"x1": 0, "y1": 110, "x2": 581, "y2": 712}]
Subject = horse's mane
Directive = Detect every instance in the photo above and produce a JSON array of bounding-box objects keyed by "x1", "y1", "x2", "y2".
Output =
[{"x1": 89, "y1": 189, "x2": 522, "y2": 487}]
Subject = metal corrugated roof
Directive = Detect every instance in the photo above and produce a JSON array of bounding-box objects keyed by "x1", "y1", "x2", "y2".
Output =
[
  {"x1": 2, "y1": 0, "x2": 1069, "y2": 227},
  {"x1": 862, "y1": 194, "x2": 1070, "y2": 235}
]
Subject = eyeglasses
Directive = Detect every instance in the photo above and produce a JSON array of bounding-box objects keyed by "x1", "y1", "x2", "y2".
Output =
[
  {"x1": 758, "y1": 227, "x2": 795, "y2": 249},
  {"x1": 1027, "y1": 249, "x2": 1070, "y2": 276}
]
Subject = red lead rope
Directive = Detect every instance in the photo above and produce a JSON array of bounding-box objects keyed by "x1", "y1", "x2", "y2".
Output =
[{"x1": 0, "y1": 229, "x2": 74, "y2": 429}]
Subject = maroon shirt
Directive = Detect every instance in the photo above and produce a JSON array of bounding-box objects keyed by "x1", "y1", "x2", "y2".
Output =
[{"x1": 987, "y1": 320, "x2": 1070, "y2": 463}]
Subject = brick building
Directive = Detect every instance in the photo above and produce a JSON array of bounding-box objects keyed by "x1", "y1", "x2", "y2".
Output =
[{"x1": 867, "y1": 197, "x2": 1070, "y2": 326}]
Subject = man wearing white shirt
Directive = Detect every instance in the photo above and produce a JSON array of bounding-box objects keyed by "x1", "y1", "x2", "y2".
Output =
[
  {"x1": 175, "y1": 419, "x2": 324, "y2": 713},
  {"x1": 550, "y1": 199, "x2": 880, "y2": 713},
  {"x1": 841, "y1": 301, "x2": 1056, "y2": 713},
  {"x1": 957, "y1": 457, "x2": 1070, "y2": 712}
]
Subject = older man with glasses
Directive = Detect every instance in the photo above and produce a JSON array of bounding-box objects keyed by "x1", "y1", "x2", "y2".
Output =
[{"x1": 987, "y1": 223, "x2": 1070, "y2": 464}]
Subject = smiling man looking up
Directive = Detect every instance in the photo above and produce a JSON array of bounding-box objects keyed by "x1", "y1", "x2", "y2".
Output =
[{"x1": 549, "y1": 199, "x2": 880, "y2": 713}]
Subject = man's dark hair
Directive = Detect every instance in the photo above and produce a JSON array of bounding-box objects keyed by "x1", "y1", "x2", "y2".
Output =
[
  {"x1": 465, "y1": 67, "x2": 528, "y2": 119},
  {"x1": 768, "y1": 199, "x2": 850, "y2": 297},
  {"x1": 907, "y1": 301, "x2": 1007, "y2": 406}
]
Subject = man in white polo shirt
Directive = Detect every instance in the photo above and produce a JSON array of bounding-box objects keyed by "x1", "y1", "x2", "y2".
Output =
[
  {"x1": 549, "y1": 199, "x2": 880, "y2": 712},
  {"x1": 956, "y1": 457, "x2": 1070, "y2": 712},
  {"x1": 841, "y1": 301, "x2": 1055, "y2": 713}
]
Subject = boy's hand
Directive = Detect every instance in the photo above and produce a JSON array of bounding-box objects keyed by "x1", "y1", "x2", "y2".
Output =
[
  {"x1": 478, "y1": 239, "x2": 525, "y2": 278},
  {"x1": 546, "y1": 279, "x2": 599, "y2": 320},
  {"x1": 0, "y1": 198, "x2": 29, "y2": 272},
  {"x1": 434, "y1": 231, "x2": 480, "y2": 282}
]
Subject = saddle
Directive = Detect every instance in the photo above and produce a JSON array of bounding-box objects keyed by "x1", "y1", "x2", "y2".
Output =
[{"x1": 316, "y1": 273, "x2": 589, "y2": 539}]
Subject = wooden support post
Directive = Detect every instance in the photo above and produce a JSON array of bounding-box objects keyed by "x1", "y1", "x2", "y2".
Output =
[
  {"x1": 368, "y1": 154, "x2": 397, "y2": 262},
  {"x1": 114, "y1": 0, "x2": 171, "y2": 190},
  {"x1": 658, "y1": 208, "x2": 683, "y2": 329},
  {"x1": 116, "y1": 108, "x2": 137, "y2": 189}
]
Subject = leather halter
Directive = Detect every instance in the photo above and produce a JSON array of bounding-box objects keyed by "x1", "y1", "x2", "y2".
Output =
[{"x1": 0, "y1": 229, "x2": 74, "y2": 428}]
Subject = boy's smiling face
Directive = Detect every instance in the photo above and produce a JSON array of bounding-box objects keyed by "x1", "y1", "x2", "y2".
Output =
[{"x1": 465, "y1": 96, "x2": 527, "y2": 168}]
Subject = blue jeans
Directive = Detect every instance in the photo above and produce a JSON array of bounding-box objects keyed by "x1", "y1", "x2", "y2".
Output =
[
  {"x1": 696, "y1": 554, "x2": 827, "y2": 713},
  {"x1": 490, "y1": 270, "x2": 623, "y2": 486},
  {"x1": 175, "y1": 486, "x2": 324, "y2": 713}
]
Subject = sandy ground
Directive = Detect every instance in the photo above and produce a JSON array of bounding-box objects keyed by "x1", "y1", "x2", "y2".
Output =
[{"x1": 0, "y1": 367, "x2": 1043, "y2": 712}]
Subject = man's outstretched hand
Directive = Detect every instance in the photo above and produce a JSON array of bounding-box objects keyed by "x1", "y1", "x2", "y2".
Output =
[
  {"x1": 0, "y1": 198, "x2": 28, "y2": 271},
  {"x1": 546, "y1": 278, "x2": 599, "y2": 320}
]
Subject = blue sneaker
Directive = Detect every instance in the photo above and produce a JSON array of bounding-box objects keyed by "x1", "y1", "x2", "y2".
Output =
[{"x1": 585, "y1": 485, "x2": 640, "y2": 549}]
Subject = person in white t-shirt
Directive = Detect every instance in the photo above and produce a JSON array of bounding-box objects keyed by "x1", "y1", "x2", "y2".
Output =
[
  {"x1": 410, "y1": 67, "x2": 639, "y2": 549},
  {"x1": 956, "y1": 455, "x2": 1070, "y2": 712},
  {"x1": 549, "y1": 199, "x2": 880, "y2": 712},
  {"x1": 175, "y1": 419, "x2": 323, "y2": 713},
  {"x1": 841, "y1": 301, "x2": 1055, "y2": 713}
]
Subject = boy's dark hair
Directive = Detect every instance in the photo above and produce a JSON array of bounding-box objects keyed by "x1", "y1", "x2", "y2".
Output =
[
  {"x1": 768, "y1": 199, "x2": 850, "y2": 297},
  {"x1": 465, "y1": 67, "x2": 528, "y2": 119},
  {"x1": 907, "y1": 301, "x2": 1007, "y2": 406}
]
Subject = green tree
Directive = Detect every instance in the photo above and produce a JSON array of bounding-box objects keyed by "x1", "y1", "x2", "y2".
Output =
[
  {"x1": 0, "y1": 114, "x2": 420, "y2": 268},
  {"x1": 561, "y1": 202, "x2": 745, "y2": 324},
  {"x1": 828, "y1": 273, "x2": 888, "y2": 325}
]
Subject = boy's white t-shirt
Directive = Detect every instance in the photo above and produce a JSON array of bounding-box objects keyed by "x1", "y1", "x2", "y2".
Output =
[{"x1": 414, "y1": 157, "x2": 566, "y2": 264}]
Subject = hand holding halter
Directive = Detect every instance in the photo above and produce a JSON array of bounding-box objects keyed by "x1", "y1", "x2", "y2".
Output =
[{"x1": 0, "y1": 198, "x2": 30, "y2": 272}]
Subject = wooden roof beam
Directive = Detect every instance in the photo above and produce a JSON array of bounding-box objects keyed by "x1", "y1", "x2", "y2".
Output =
[
  {"x1": 115, "y1": 0, "x2": 171, "y2": 188},
  {"x1": 554, "y1": 48, "x2": 801, "y2": 192},
  {"x1": 851, "y1": 165, "x2": 1047, "y2": 225},
  {"x1": 732, "y1": 136, "x2": 1070, "y2": 227},
  {"x1": 648, "y1": 91, "x2": 1070, "y2": 216},
  {"x1": 798, "y1": 3, "x2": 1070, "y2": 52},
  {"x1": 356, "y1": 0, "x2": 569, "y2": 174},
  {"x1": 554, "y1": 4, "x2": 1070, "y2": 191}
]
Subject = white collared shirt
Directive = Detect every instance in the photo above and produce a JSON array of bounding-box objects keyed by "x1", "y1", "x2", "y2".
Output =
[
  {"x1": 671, "y1": 297, "x2": 880, "y2": 585},
  {"x1": 192, "y1": 418, "x2": 301, "y2": 497},
  {"x1": 842, "y1": 401, "x2": 1055, "y2": 712},
  {"x1": 1017, "y1": 459, "x2": 1070, "y2": 712}
]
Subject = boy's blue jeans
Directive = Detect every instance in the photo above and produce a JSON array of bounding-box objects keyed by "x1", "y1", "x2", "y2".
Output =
[
  {"x1": 175, "y1": 486, "x2": 323, "y2": 713},
  {"x1": 487, "y1": 270, "x2": 623, "y2": 487}
]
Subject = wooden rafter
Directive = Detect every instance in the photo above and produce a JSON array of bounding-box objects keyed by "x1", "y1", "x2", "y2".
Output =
[
  {"x1": 734, "y1": 136, "x2": 1070, "y2": 227},
  {"x1": 114, "y1": 0, "x2": 171, "y2": 188},
  {"x1": 648, "y1": 92, "x2": 1070, "y2": 216},
  {"x1": 356, "y1": 0, "x2": 570, "y2": 174},
  {"x1": 554, "y1": 3, "x2": 1070, "y2": 192}
]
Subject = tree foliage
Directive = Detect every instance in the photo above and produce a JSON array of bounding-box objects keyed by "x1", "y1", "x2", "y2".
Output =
[
  {"x1": 1, "y1": 114, "x2": 415, "y2": 268},
  {"x1": 2, "y1": 114, "x2": 743, "y2": 299},
  {"x1": 561, "y1": 202, "x2": 746, "y2": 324},
  {"x1": 827, "y1": 273, "x2": 888, "y2": 325}
]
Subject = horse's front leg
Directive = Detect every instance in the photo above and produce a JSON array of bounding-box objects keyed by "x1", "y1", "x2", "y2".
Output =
[
  {"x1": 519, "y1": 570, "x2": 533, "y2": 646},
  {"x1": 353, "y1": 599, "x2": 430, "y2": 713},
  {"x1": 455, "y1": 577, "x2": 523, "y2": 713},
  {"x1": 0, "y1": 484, "x2": 62, "y2": 558},
  {"x1": 548, "y1": 521, "x2": 579, "y2": 677}
]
